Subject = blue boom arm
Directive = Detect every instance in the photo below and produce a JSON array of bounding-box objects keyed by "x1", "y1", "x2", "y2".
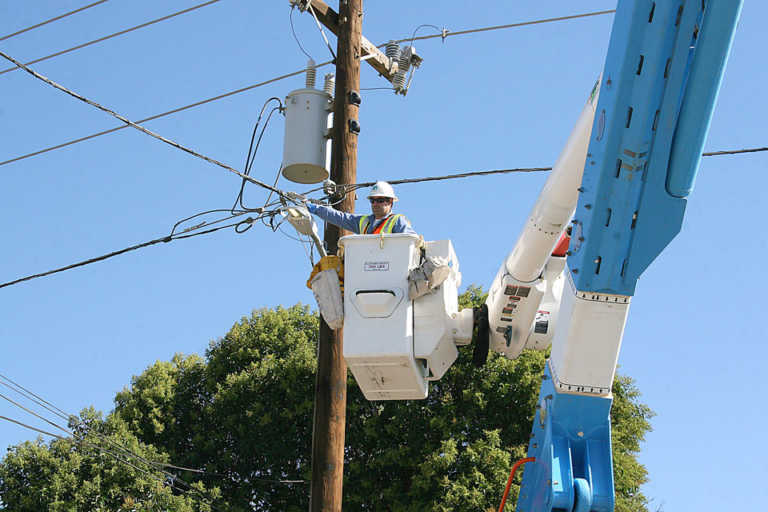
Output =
[{"x1": 516, "y1": 1, "x2": 742, "y2": 511}]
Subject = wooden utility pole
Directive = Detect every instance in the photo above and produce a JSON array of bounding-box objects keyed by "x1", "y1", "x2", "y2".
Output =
[{"x1": 309, "y1": 0, "x2": 362, "y2": 510}]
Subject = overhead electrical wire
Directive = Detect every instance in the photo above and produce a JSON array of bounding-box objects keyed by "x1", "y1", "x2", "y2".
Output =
[
  {"x1": 0, "y1": 10, "x2": 617, "y2": 168},
  {"x1": 0, "y1": 0, "x2": 109, "y2": 42},
  {"x1": 0, "y1": 0, "x2": 222, "y2": 76},
  {"x1": 0, "y1": 405, "x2": 203, "y2": 499},
  {"x1": 0, "y1": 210, "x2": 270, "y2": 290},
  {"x1": 0, "y1": 373, "x2": 71, "y2": 421},
  {"x1": 2, "y1": 6, "x2": 750, "y2": 169},
  {"x1": 0, "y1": 377, "x2": 222, "y2": 502},
  {"x1": 3, "y1": 144, "x2": 762, "y2": 292},
  {"x1": 0, "y1": 50, "x2": 288, "y2": 198},
  {"x1": 0, "y1": 414, "x2": 66, "y2": 440},
  {"x1": 290, "y1": 4, "x2": 314, "y2": 61},
  {"x1": 0, "y1": 372, "x2": 307, "y2": 485},
  {"x1": 0, "y1": 411, "x2": 213, "y2": 501},
  {"x1": 232, "y1": 98, "x2": 285, "y2": 215},
  {"x1": 388, "y1": 9, "x2": 617, "y2": 46},
  {"x1": 0, "y1": 59, "x2": 333, "y2": 168},
  {"x1": 306, "y1": 1, "x2": 337, "y2": 61}
]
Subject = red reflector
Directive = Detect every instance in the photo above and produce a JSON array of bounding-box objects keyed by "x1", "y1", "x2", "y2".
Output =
[{"x1": 552, "y1": 231, "x2": 570, "y2": 257}]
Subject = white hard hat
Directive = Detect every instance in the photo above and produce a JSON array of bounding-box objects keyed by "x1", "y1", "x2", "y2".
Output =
[{"x1": 367, "y1": 181, "x2": 398, "y2": 201}]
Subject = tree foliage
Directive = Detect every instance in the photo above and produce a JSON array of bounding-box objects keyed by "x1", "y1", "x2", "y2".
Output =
[
  {"x1": 1, "y1": 293, "x2": 654, "y2": 511},
  {"x1": 0, "y1": 408, "x2": 217, "y2": 511}
]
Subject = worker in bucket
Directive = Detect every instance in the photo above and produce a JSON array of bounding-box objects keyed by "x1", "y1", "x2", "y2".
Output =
[{"x1": 305, "y1": 181, "x2": 416, "y2": 235}]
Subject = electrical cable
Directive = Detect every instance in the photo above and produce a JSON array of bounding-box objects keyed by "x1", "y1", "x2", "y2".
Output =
[
  {"x1": 0, "y1": 373, "x2": 71, "y2": 421},
  {"x1": 0, "y1": 11, "x2": 612, "y2": 167},
  {"x1": 232, "y1": 99, "x2": 284, "y2": 214},
  {"x1": 387, "y1": 9, "x2": 617, "y2": 46},
  {"x1": 0, "y1": 411, "x2": 214, "y2": 502},
  {"x1": 408, "y1": 24, "x2": 444, "y2": 46},
  {"x1": 0, "y1": 372, "x2": 307, "y2": 485},
  {"x1": 0, "y1": 1, "x2": 109, "y2": 42},
  {"x1": 0, "y1": 50, "x2": 288, "y2": 199},
  {"x1": 2, "y1": 145, "x2": 760, "y2": 292},
  {"x1": 171, "y1": 209, "x2": 251, "y2": 237},
  {"x1": 290, "y1": 5, "x2": 314, "y2": 61},
  {"x1": 0, "y1": 235, "x2": 172, "y2": 290},
  {"x1": 0, "y1": 414, "x2": 66, "y2": 440},
  {"x1": 0, "y1": 7, "x2": 741, "y2": 169},
  {"x1": 0, "y1": 410, "x2": 192, "y2": 496},
  {"x1": 306, "y1": 1, "x2": 337, "y2": 61},
  {"x1": 0, "y1": 383, "x2": 221, "y2": 504},
  {"x1": 0, "y1": 391, "x2": 70, "y2": 435},
  {"x1": 0, "y1": 209, "x2": 268, "y2": 290},
  {"x1": 0, "y1": 59, "x2": 332, "y2": 168},
  {"x1": 0, "y1": 0, "x2": 222, "y2": 76},
  {"x1": 702, "y1": 147, "x2": 768, "y2": 157}
]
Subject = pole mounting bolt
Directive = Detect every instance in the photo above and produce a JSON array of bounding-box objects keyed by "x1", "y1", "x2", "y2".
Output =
[{"x1": 348, "y1": 90, "x2": 362, "y2": 106}]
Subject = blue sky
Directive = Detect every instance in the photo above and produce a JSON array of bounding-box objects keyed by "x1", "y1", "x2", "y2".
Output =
[{"x1": 1, "y1": 1, "x2": 765, "y2": 510}]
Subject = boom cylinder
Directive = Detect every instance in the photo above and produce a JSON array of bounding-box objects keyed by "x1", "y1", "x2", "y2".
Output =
[{"x1": 505, "y1": 81, "x2": 600, "y2": 283}]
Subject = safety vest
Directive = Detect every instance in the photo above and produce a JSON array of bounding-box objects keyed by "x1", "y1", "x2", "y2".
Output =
[{"x1": 358, "y1": 214, "x2": 403, "y2": 234}]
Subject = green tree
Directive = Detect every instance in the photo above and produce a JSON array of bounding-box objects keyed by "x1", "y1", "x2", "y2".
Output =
[
  {"x1": 115, "y1": 305, "x2": 319, "y2": 511},
  {"x1": 0, "y1": 408, "x2": 218, "y2": 511},
  {"x1": 2, "y1": 294, "x2": 653, "y2": 511},
  {"x1": 112, "y1": 294, "x2": 653, "y2": 511}
]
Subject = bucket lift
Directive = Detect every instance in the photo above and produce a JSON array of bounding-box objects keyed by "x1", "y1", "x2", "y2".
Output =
[{"x1": 339, "y1": 234, "x2": 473, "y2": 400}]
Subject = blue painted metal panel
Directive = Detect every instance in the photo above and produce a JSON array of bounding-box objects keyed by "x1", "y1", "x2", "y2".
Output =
[
  {"x1": 569, "y1": 0, "x2": 742, "y2": 296},
  {"x1": 667, "y1": 0, "x2": 744, "y2": 196},
  {"x1": 516, "y1": 365, "x2": 614, "y2": 512}
]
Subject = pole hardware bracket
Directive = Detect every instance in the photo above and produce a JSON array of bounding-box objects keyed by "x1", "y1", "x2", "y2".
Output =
[{"x1": 348, "y1": 90, "x2": 362, "y2": 106}]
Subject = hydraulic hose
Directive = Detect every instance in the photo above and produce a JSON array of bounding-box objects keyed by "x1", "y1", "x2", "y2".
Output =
[{"x1": 498, "y1": 457, "x2": 536, "y2": 512}]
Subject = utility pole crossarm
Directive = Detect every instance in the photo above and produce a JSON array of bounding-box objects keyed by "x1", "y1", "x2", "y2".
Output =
[{"x1": 303, "y1": 0, "x2": 396, "y2": 81}]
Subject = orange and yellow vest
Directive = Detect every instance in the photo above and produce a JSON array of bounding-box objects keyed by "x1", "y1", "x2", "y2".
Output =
[{"x1": 358, "y1": 214, "x2": 403, "y2": 234}]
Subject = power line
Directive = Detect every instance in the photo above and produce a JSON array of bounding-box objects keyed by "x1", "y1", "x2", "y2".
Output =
[
  {"x1": 389, "y1": 9, "x2": 617, "y2": 46},
  {"x1": 0, "y1": 0, "x2": 222, "y2": 76},
  {"x1": 0, "y1": 50, "x2": 287, "y2": 198},
  {"x1": 0, "y1": 1, "x2": 109, "y2": 42},
  {"x1": 702, "y1": 147, "x2": 768, "y2": 157},
  {"x1": 0, "y1": 391, "x2": 70, "y2": 435},
  {"x1": 0, "y1": 373, "x2": 71, "y2": 421},
  {"x1": 1, "y1": 372, "x2": 307, "y2": 487},
  {"x1": 0, "y1": 414, "x2": 66, "y2": 440},
  {"x1": 0, "y1": 210, "x2": 267, "y2": 290},
  {"x1": 0, "y1": 412, "x2": 208, "y2": 501},
  {"x1": 0, "y1": 59, "x2": 332, "y2": 168},
  {"x1": 2, "y1": 144, "x2": 765, "y2": 291},
  {"x1": 0, "y1": 235, "x2": 171, "y2": 290},
  {"x1": 0, "y1": 378, "x2": 222, "y2": 503},
  {"x1": 0, "y1": 11, "x2": 617, "y2": 168}
]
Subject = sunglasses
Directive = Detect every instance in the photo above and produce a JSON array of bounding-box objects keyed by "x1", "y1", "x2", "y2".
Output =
[{"x1": 370, "y1": 197, "x2": 392, "y2": 204}]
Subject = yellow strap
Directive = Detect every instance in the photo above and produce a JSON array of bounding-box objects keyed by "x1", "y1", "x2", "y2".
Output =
[{"x1": 306, "y1": 255, "x2": 345, "y2": 290}]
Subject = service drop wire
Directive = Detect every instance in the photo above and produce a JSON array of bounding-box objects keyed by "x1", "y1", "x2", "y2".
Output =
[
  {"x1": 232, "y1": 98, "x2": 284, "y2": 215},
  {"x1": 0, "y1": 49, "x2": 291, "y2": 202},
  {"x1": 0, "y1": 209, "x2": 273, "y2": 290}
]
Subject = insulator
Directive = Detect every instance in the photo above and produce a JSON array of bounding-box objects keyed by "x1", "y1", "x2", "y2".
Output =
[
  {"x1": 323, "y1": 73, "x2": 335, "y2": 97},
  {"x1": 398, "y1": 46, "x2": 413, "y2": 75},
  {"x1": 306, "y1": 58, "x2": 317, "y2": 89},
  {"x1": 385, "y1": 41, "x2": 400, "y2": 60},
  {"x1": 392, "y1": 45, "x2": 413, "y2": 93}
]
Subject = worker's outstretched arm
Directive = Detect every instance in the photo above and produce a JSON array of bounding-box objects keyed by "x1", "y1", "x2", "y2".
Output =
[{"x1": 306, "y1": 203, "x2": 364, "y2": 233}]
